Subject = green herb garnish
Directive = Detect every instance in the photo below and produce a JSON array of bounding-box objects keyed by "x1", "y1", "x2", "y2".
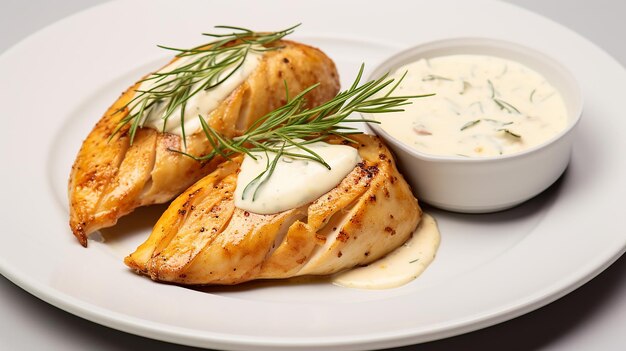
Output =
[
  {"x1": 494, "y1": 98, "x2": 520, "y2": 114},
  {"x1": 487, "y1": 79, "x2": 520, "y2": 114},
  {"x1": 423, "y1": 74, "x2": 453, "y2": 82},
  {"x1": 460, "y1": 119, "x2": 481, "y2": 131},
  {"x1": 498, "y1": 128, "x2": 522, "y2": 138},
  {"x1": 496, "y1": 64, "x2": 508, "y2": 78},
  {"x1": 111, "y1": 24, "x2": 299, "y2": 146},
  {"x1": 460, "y1": 80, "x2": 472, "y2": 94},
  {"x1": 487, "y1": 79, "x2": 496, "y2": 98},
  {"x1": 175, "y1": 65, "x2": 433, "y2": 199}
]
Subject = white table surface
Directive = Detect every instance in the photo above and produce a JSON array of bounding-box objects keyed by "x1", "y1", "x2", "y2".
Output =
[{"x1": 1, "y1": 1, "x2": 625, "y2": 350}]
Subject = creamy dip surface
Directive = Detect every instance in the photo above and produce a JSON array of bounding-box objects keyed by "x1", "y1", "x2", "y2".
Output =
[
  {"x1": 376, "y1": 55, "x2": 568, "y2": 157},
  {"x1": 234, "y1": 141, "x2": 361, "y2": 215},
  {"x1": 332, "y1": 213, "x2": 440, "y2": 289},
  {"x1": 130, "y1": 49, "x2": 263, "y2": 136}
]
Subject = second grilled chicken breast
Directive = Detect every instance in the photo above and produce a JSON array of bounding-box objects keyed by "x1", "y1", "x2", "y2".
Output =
[
  {"x1": 125, "y1": 135, "x2": 421, "y2": 285},
  {"x1": 69, "y1": 40, "x2": 339, "y2": 246}
]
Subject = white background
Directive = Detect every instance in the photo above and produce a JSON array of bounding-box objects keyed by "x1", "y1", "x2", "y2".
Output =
[{"x1": 1, "y1": 1, "x2": 625, "y2": 350}]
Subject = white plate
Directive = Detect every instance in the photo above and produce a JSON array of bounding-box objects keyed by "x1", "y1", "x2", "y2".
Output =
[{"x1": 0, "y1": 0, "x2": 625, "y2": 350}]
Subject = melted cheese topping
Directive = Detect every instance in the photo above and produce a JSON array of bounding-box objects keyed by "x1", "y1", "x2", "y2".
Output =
[
  {"x1": 234, "y1": 142, "x2": 361, "y2": 214},
  {"x1": 130, "y1": 50, "x2": 262, "y2": 136},
  {"x1": 332, "y1": 213, "x2": 440, "y2": 289},
  {"x1": 376, "y1": 55, "x2": 568, "y2": 157}
]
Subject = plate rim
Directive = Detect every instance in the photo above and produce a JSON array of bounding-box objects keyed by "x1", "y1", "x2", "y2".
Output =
[{"x1": 1, "y1": 0, "x2": 626, "y2": 350}]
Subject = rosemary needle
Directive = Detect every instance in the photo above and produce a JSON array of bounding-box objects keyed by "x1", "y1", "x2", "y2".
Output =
[
  {"x1": 488, "y1": 79, "x2": 520, "y2": 114},
  {"x1": 422, "y1": 74, "x2": 453, "y2": 82},
  {"x1": 498, "y1": 128, "x2": 522, "y2": 138},
  {"x1": 460, "y1": 119, "x2": 481, "y2": 131},
  {"x1": 110, "y1": 24, "x2": 299, "y2": 146},
  {"x1": 173, "y1": 64, "x2": 434, "y2": 198}
]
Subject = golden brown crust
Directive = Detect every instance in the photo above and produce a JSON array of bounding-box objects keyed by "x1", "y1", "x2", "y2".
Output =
[
  {"x1": 124, "y1": 135, "x2": 421, "y2": 285},
  {"x1": 68, "y1": 40, "x2": 339, "y2": 246}
]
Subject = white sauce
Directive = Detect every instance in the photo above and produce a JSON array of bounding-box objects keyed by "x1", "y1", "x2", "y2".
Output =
[
  {"x1": 234, "y1": 142, "x2": 361, "y2": 214},
  {"x1": 130, "y1": 50, "x2": 262, "y2": 136},
  {"x1": 332, "y1": 213, "x2": 440, "y2": 289},
  {"x1": 376, "y1": 55, "x2": 568, "y2": 157}
]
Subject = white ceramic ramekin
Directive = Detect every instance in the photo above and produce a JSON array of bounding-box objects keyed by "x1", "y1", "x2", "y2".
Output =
[{"x1": 364, "y1": 38, "x2": 583, "y2": 213}]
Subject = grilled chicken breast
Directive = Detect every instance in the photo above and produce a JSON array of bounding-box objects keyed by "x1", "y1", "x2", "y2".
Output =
[
  {"x1": 69, "y1": 40, "x2": 339, "y2": 246},
  {"x1": 125, "y1": 135, "x2": 421, "y2": 285}
]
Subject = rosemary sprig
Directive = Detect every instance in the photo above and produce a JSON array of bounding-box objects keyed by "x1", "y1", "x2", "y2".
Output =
[
  {"x1": 174, "y1": 64, "x2": 434, "y2": 199},
  {"x1": 111, "y1": 24, "x2": 299, "y2": 146}
]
